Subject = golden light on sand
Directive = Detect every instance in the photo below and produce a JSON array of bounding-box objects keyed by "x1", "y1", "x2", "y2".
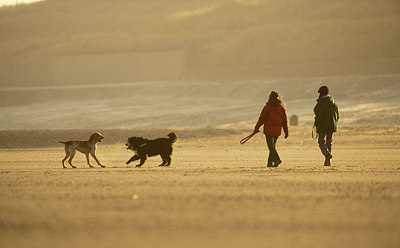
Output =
[
  {"x1": 235, "y1": 0, "x2": 259, "y2": 5},
  {"x1": 0, "y1": 0, "x2": 44, "y2": 7},
  {"x1": 169, "y1": 5, "x2": 217, "y2": 20}
]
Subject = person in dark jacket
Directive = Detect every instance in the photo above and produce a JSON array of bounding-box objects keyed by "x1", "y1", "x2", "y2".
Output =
[
  {"x1": 313, "y1": 86, "x2": 339, "y2": 166},
  {"x1": 254, "y1": 91, "x2": 289, "y2": 167}
]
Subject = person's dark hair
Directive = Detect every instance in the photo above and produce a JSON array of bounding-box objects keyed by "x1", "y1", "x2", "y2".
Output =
[
  {"x1": 268, "y1": 91, "x2": 283, "y2": 107},
  {"x1": 318, "y1": 86, "x2": 329, "y2": 96}
]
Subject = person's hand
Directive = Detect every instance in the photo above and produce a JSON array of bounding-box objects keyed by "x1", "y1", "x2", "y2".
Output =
[
  {"x1": 284, "y1": 133, "x2": 289, "y2": 139},
  {"x1": 253, "y1": 129, "x2": 260, "y2": 134}
]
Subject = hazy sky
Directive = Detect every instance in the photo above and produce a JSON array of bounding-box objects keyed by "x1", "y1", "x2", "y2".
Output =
[{"x1": 0, "y1": 0, "x2": 44, "y2": 7}]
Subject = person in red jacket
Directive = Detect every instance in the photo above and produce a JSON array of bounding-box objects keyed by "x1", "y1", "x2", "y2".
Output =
[{"x1": 254, "y1": 91, "x2": 289, "y2": 167}]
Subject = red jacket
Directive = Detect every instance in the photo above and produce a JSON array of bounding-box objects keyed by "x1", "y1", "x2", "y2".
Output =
[{"x1": 254, "y1": 102, "x2": 289, "y2": 137}]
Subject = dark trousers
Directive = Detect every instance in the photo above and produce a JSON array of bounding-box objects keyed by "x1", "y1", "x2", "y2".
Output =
[
  {"x1": 266, "y1": 135, "x2": 281, "y2": 165},
  {"x1": 318, "y1": 132, "x2": 333, "y2": 156}
]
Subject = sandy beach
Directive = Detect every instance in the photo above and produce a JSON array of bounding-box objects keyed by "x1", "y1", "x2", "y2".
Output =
[{"x1": 1, "y1": 125, "x2": 399, "y2": 248}]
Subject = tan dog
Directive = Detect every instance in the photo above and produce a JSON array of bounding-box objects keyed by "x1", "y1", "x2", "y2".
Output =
[{"x1": 58, "y1": 132, "x2": 105, "y2": 168}]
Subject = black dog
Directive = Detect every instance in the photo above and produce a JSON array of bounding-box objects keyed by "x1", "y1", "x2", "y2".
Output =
[{"x1": 125, "y1": 132, "x2": 177, "y2": 167}]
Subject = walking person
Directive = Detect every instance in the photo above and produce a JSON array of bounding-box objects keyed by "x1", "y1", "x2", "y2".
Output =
[
  {"x1": 313, "y1": 86, "x2": 339, "y2": 166},
  {"x1": 254, "y1": 91, "x2": 289, "y2": 167}
]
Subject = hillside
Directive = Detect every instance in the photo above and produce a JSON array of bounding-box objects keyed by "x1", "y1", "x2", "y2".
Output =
[{"x1": 0, "y1": 0, "x2": 400, "y2": 86}]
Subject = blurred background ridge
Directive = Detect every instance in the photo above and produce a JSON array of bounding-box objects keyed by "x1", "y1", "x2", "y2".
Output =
[{"x1": 0, "y1": 0, "x2": 399, "y2": 86}]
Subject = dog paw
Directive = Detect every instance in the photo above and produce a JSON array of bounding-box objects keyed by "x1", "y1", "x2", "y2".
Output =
[{"x1": 135, "y1": 165, "x2": 143, "y2": 168}]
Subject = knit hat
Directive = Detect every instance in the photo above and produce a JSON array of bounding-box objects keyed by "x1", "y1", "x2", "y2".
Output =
[{"x1": 269, "y1": 91, "x2": 279, "y2": 99}]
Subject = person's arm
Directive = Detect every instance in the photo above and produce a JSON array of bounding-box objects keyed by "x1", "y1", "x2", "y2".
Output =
[
  {"x1": 282, "y1": 108, "x2": 289, "y2": 138},
  {"x1": 313, "y1": 102, "x2": 322, "y2": 126},
  {"x1": 335, "y1": 102, "x2": 339, "y2": 121},
  {"x1": 254, "y1": 105, "x2": 268, "y2": 132}
]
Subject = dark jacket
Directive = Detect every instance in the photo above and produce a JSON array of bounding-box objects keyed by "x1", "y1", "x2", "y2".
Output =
[
  {"x1": 255, "y1": 101, "x2": 289, "y2": 137},
  {"x1": 313, "y1": 95, "x2": 339, "y2": 134}
]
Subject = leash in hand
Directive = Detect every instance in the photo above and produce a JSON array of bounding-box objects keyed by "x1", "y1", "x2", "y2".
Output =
[
  {"x1": 240, "y1": 130, "x2": 260, "y2": 145},
  {"x1": 312, "y1": 125, "x2": 318, "y2": 140}
]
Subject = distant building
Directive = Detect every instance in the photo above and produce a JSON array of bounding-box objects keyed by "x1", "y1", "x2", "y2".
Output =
[{"x1": 53, "y1": 51, "x2": 184, "y2": 85}]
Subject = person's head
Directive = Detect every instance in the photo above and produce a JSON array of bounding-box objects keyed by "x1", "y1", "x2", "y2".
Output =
[
  {"x1": 268, "y1": 91, "x2": 282, "y2": 106},
  {"x1": 318, "y1": 86, "x2": 329, "y2": 97}
]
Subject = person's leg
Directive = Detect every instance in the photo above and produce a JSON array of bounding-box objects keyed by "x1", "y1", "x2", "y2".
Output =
[
  {"x1": 266, "y1": 135, "x2": 274, "y2": 166},
  {"x1": 266, "y1": 135, "x2": 281, "y2": 167},
  {"x1": 272, "y1": 136, "x2": 282, "y2": 165},
  {"x1": 318, "y1": 133, "x2": 330, "y2": 156},
  {"x1": 326, "y1": 133, "x2": 333, "y2": 154},
  {"x1": 318, "y1": 133, "x2": 332, "y2": 166},
  {"x1": 325, "y1": 133, "x2": 333, "y2": 166}
]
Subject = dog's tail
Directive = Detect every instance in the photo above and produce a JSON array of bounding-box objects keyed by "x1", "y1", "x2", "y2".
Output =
[
  {"x1": 167, "y1": 132, "x2": 177, "y2": 144},
  {"x1": 48, "y1": 140, "x2": 67, "y2": 145}
]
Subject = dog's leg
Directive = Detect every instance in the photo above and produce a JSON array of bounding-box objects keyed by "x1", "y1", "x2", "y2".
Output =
[
  {"x1": 126, "y1": 155, "x2": 140, "y2": 165},
  {"x1": 68, "y1": 149, "x2": 77, "y2": 168},
  {"x1": 159, "y1": 155, "x2": 167, "y2": 166},
  {"x1": 90, "y1": 152, "x2": 105, "y2": 168},
  {"x1": 85, "y1": 153, "x2": 94, "y2": 168},
  {"x1": 62, "y1": 146, "x2": 70, "y2": 169},
  {"x1": 136, "y1": 154, "x2": 147, "y2": 167},
  {"x1": 165, "y1": 155, "x2": 172, "y2": 166}
]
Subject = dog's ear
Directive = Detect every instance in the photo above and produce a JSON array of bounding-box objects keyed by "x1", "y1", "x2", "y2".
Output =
[
  {"x1": 133, "y1": 137, "x2": 143, "y2": 142},
  {"x1": 90, "y1": 133, "x2": 104, "y2": 142},
  {"x1": 96, "y1": 133, "x2": 104, "y2": 142}
]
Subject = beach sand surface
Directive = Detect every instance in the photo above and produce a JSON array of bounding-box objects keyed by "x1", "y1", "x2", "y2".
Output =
[{"x1": 0, "y1": 125, "x2": 399, "y2": 248}]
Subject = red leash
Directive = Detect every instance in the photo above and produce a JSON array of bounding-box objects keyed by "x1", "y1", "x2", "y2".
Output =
[{"x1": 240, "y1": 130, "x2": 260, "y2": 145}]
